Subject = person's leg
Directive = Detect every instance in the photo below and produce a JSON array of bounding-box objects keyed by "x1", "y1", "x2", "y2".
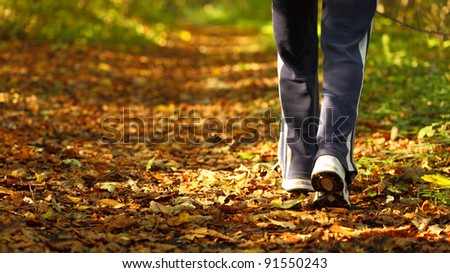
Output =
[
  {"x1": 312, "y1": 0, "x2": 377, "y2": 207},
  {"x1": 272, "y1": 0, "x2": 319, "y2": 191}
]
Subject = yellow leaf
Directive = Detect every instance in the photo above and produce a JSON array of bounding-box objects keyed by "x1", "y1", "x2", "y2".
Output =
[
  {"x1": 99, "y1": 199, "x2": 125, "y2": 209},
  {"x1": 421, "y1": 174, "x2": 450, "y2": 188},
  {"x1": 35, "y1": 172, "x2": 50, "y2": 183},
  {"x1": 167, "y1": 211, "x2": 191, "y2": 227},
  {"x1": 98, "y1": 62, "x2": 111, "y2": 71},
  {"x1": 76, "y1": 205, "x2": 90, "y2": 211},
  {"x1": 270, "y1": 198, "x2": 283, "y2": 207},
  {"x1": 179, "y1": 234, "x2": 206, "y2": 241},
  {"x1": 66, "y1": 195, "x2": 82, "y2": 204},
  {"x1": 225, "y1": 172, "x2": 247, "y2": 182}
]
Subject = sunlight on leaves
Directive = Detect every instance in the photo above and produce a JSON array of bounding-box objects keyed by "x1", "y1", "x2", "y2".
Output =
[
  {"x1": 418, "y1": 125, "x2": 435, "y2": 139},
  {"x1": 99, "y1": 199, "x2": 125, "y2": 209},
  {"x1": 236, "y1": 152, "x2": 255, "y2": 160},
  {"x1": 421, "y1": 174, "x2": 450, "y2": 188}
]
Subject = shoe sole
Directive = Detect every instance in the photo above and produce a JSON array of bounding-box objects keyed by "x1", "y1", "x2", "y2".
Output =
[
  {"x1": 285, "y1": 188, "x2": 314, "y2": 195},
  {"x1": 311, "y1": 171, "x2": 350, "y2": 208}
]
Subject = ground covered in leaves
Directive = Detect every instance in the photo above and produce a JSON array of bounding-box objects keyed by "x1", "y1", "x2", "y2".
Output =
[{"x1": 1, "y1": 25, "x2": 449, "y2": 253}]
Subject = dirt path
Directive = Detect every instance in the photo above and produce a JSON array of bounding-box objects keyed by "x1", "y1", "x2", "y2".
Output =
[{"x1": 1, "y1": 26, "x2": 449, "y2": 252}]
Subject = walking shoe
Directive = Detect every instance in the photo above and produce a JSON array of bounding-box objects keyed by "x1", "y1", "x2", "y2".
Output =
[
  {"x1": 282, "y1": 178, "x2": 314, "y2": 193},
  {"x1": 311, "y1": 155, "x2": 350, "y2": 208}
]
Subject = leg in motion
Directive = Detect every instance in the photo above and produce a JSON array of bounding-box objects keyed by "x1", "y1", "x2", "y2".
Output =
[
  {"x1": 312, "y1": 0, "x2": 378, "y2": 208},
  {"x1": 272, "y1": 0, "x2": 319, "y2": 193}
]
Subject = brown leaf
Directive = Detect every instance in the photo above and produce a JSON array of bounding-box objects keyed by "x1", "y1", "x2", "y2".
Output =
[
  {"x1": 397, "y1": 166, "x2": 424, "y2": 183},
  {"x1": 11, "y1": 168, "x2": 28, "y2": 178},
  {"x1": 427, "y1": 224, "x2": 444, "y2": 236},
  {"x1": 106, "y1": 214, "x2": 137, "y2": 230},
  {"x1": 98, "y1": 199, "x2": 125, "y2": 209},
  {"x1": 150, "y1": 201, "x2": 196, "y2": 216},
  {"x1": 183, "y1": 228, "x2": 236, "y2": 243},
  {"x1": 267, "y1": 218, "x2": 296, "y2": 229},
  {"x1": 281, "y1": 232, "x2": 312, "y2": 244},
  {"x1": 411, "y1": 214, "x2": 432, "y2": 231},
  {"x1": 329, "y1": 224, "x2": 359, "y2": 237}
]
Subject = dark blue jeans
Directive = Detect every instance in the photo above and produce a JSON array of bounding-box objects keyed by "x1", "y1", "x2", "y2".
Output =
[{"x1": 273, "y1": 0, "x2": 378, "y2": 183}]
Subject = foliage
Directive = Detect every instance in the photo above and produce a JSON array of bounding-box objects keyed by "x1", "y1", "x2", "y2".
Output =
[
  {"x1": 0, "y1": 0, "x2": 272, "y2": 46},
  {"x1": 1, "y1": 0, "x2": 449, "y2": 44}
]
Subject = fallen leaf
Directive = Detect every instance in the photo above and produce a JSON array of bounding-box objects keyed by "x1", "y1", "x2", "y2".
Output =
[
  {"x1": 35, "y1": 172, "x2": 50, "y2": 183},
  {"x1": 281, "y1": 232, "x2": 311, "y2": 244},
  {"x1": 149, "y1": 201, "x2": 195, "y2": 216},
  {"x1": 62, "y1": 158, "x2": 82, "y2": 168},
  {"x1": 421, "y1": 174, "x2": 450, "y2": 188},
  {"x1": 236, "y1": 152, "x2": 254, "y2": 160},
  {"x1": 65, "y1": 195, "x2": 82, "y2": 204},
  {"x1": 267, "y1": 218, "x2": 297, "y2": 229},
  {"x1": 145, "y1": 156, "x2": 157, "y2": 171},
  {"x1": 11, "y1": 168, "x2": 27, "y2": 178},
  {"x1": 398, "y1": 166, "x2": 424, "y2": 183},
  {"x1": 278, "y1": 199, "x2": 302, "y2": 210},
  {"x1": 411, "y1": 214, "x2": 432, "y2": 231},
  {"x1": 418, "y1": 125, "x2": 435, "y2": 139},
  {"x1": 329, "y1": 224, "x2": 359, "y2": 237},
  {"x1": 41, "y1": 210, "x2": 55, "y2": 219},
  {"x1": 167, "y1": 211, "x2": 191, "y2": 226},
  {"x1": 98, "y1": 182, "x2": 117, "y2": 193},
  {"x1": 52, "y1": 195, "x2": 62, "y2": 212},
  {"x1": 106, "y1": 214, "x2": 136, "y2": 230},
  {"x1": 179, "y1": 234, "x2": 206, "y2": 241},
  {"x1": 224, "y1": 172, "x2": 248, "y2": 182},
  {"x1": 427, "y1": 224, "x2": 444, "y2": 236},
  {"x1": 98, "y1": 199, "x2": 125, "y2": 209},
  {"x1": 183, "y1": 228, "x2": 236, "y2": 242},
  {"x1": 270, "y1": 198, "x2": 283, "y2": 207}
]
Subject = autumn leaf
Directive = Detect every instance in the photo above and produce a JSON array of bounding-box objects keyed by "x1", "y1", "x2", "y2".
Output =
[
  {"x1": 167, "y1": 211, "x2": 191, "y2": 227},
  {"x1": 106, "y1": 214, "x2": 137, "y2": 230},
  {"x1": 183, "y1": 228, "x2": 236, "y2": 243},
  {"x1": 149, "y1": 201, "x2": 196, "y2": 216},
  {"x1": 65, "y1": 195, "x2": 82, "y2": 204},
  {"x1": 270, "y1": 198, "x2": 303, "y2": 210},
  {"x1": 35, "y1": 172, "x2": 50, "y2": 183},
  {"x1": 236, "y1": 152, "x2": 254, "y2": 160},
  {"x1": 98, "y1": 199, "x2": 125, "y2": 209},
  {"x1": 41, "y1": 210, "x2": 55, "y2": 219},
  {"x1": 98, "y1": 182, "x2": 117, "y2": 193},
  {"x1": 418, "y1": 125, "x2": 435, "y2": 139},
  {"x1": 421, "y1": 174, "x2": 450, "y2": 188},
  {"x1": 411, "y1": 214, "x2": 432, "y2": 231},
  {"x1": 52, "y1": 195, "x2": 62, "y2": 212},
  {"x1": 62, "y1": 159, "x2": 82, "y2": 168},
  {"x1": 267, "y1": 218, "x2": 297, "y2": 230},
  {"x1": 279, "y1": 199, "x2": 302, "y2": 210},
  {"x1": 145, "y1": 155, "x2": 157, "y2": 171}
]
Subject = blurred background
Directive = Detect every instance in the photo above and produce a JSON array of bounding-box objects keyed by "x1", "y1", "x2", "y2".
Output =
[
  {"x1": 0, "y1": 0, "x2": 448, "y2": 138},
  {"x1": 1, "y1": 0, "x2": 448, "y2": 47}
]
